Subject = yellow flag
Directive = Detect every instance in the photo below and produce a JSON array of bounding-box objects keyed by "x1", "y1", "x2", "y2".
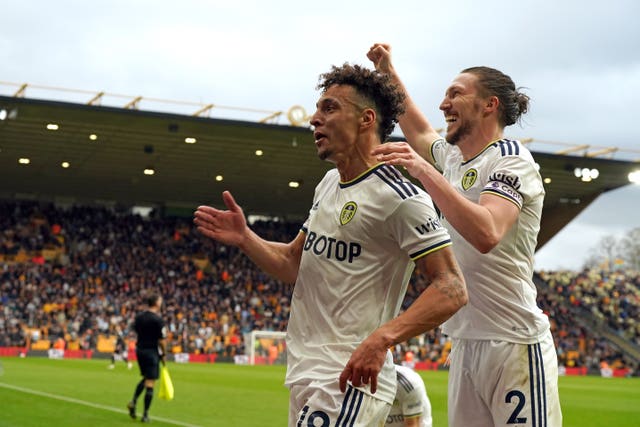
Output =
[{"x1": 158, "y1": 365, "x2": 174, "y2": 400}]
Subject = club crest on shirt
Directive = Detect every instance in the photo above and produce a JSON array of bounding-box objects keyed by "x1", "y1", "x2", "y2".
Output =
[
  {"x1": 461, "y1": 168, "x2": 478, "y2": 190},
  {"x1": 339, "y1": 201, "x2": 357, "y2": 225}
]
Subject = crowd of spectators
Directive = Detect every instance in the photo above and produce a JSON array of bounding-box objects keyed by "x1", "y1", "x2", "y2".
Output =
[
  {"x1": 0, "y1": 199, "x2": 638, "y2": 375},
  {"x1": 537, "y1": 269, "x2": 639, "y2": 374},
  {"x1": 0, "y1": 200, "x2": 296, "y2": 358}
]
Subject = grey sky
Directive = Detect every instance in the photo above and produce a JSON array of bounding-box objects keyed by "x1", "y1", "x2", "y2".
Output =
[{"x1": 1, "y1": 0, "x2": 639, "y2": 270}]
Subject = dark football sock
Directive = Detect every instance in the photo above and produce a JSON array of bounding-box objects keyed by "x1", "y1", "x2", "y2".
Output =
[
  {"x1": 133, "y1": 379, "x2": 145, "y2": 403},
  {"x1": 143, "y1": 386, "x2": 154, "y2": 415}
]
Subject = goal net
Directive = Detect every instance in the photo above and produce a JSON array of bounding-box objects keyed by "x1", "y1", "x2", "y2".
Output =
[{"x1": 244, "y1": 330, "x2": 287, "y2": 365}]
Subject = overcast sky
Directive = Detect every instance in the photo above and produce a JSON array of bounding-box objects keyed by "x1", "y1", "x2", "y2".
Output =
[{"x1": 1, "y1": 0, "x2": 639, "y2": 271}]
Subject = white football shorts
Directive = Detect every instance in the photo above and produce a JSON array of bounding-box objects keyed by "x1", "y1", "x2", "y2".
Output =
[
  {"x1": 448, "y1": 330, "x2": 562, "y2": 427},
  {"x1": 289, "y1": 380, "x2": 391, "y2": 427}
]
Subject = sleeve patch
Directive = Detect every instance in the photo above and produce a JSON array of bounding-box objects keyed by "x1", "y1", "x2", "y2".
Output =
[
  {"x1": 430, "y1": 138, "x2": 447, "y2": 171},
  {"x1": 482, "y1": 181, "x2": 524, "y2": 208}
]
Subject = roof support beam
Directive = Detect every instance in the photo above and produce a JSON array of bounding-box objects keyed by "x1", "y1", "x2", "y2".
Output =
[
  {"x1": 193, "y1": 104, "x2": 214, "y2": 117},
  {"x1": 123, "y1": 96, "x2": 142, "y2": 109},
  {"x1": 586, "y1": 147, "x2": 618, "y2": 158},
  {"x1": 555, "y1": 144, "x2": 589, "y2": 155},
  {"x1": 259, "y1": 111, "x2": 283, "y2": 124},
  {"x1": 87, "y1": 92, "x2": 105, "y2": 106},
  {"x1": 14, "y1": 84, "x2": 28, "y2": 97}
]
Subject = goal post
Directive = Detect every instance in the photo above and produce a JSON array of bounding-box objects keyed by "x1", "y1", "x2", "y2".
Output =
[{"x1": 244, "y1": 330, "x2": 287, "y2": 365}]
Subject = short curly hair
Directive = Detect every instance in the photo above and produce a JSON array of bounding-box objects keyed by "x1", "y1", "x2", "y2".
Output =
[{"x1": 316, "y1": 63, "x2": 405, "y2": 142}]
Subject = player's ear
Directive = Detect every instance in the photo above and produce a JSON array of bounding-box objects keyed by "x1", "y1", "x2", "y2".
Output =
[
  {"x1": 484, "y1": 95, "x2": 499, "y2": 114},
  {"x1": 360, "y1": 108, "x2": 376, "y2": 130}
]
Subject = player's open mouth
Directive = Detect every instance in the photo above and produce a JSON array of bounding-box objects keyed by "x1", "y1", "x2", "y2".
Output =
[
  {"x1": 445, "y1": 115, "x2": 457, "y2": 123},
  {"x1": 314, "y1": 131, "x2": 327, "y2": 144}
]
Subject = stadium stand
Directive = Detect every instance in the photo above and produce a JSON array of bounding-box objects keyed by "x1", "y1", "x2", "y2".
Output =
[
  {"x1": 0, "y1": 199, "x2": 638, "y2": 377},
  {"x1": 536, "y1": 270, "x2": 640, "y2": 375}
]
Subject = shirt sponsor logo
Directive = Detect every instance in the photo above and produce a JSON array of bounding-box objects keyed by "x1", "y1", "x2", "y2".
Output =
[
  {"x1": 461, "y1": 168, "x2": 477, "y2": 190},
  {"x1": 339, "y1": 201, "x2": 357, "y2": 225},
  {"x1": 488, "y1": 172, "x2": 521, "y2": 190},
  {"x1": 303, "y1": 231, "x2": 362, "y2": 263},
  {"x1": 414, "y1": 217, "x2": 443, "y2": 234}
]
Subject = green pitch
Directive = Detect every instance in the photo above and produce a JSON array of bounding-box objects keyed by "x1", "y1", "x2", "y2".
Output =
[{"x1": 0, "y1": 357, "x2": 638, "y2": 426}]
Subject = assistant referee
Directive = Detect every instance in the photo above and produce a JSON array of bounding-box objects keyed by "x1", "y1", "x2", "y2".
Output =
[{"x1": 127, "y1": 292, "x2": 167, "y2": 423}]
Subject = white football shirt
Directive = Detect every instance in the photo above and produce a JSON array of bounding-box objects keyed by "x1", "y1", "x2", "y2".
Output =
[
  {"x1": 386, "y1": 365, "x2": 432, "y2": 427},
  {"x1": 430, "y1": 138, "x2": 550, "y2": 343},
  {"x1": 285, "y1": 164, "x2": 451, "y2": 405}
]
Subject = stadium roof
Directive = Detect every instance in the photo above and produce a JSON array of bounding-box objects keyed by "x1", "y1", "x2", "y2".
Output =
[{"x1": 1, "y1": 93, "x2": 639, "y2": 250}]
